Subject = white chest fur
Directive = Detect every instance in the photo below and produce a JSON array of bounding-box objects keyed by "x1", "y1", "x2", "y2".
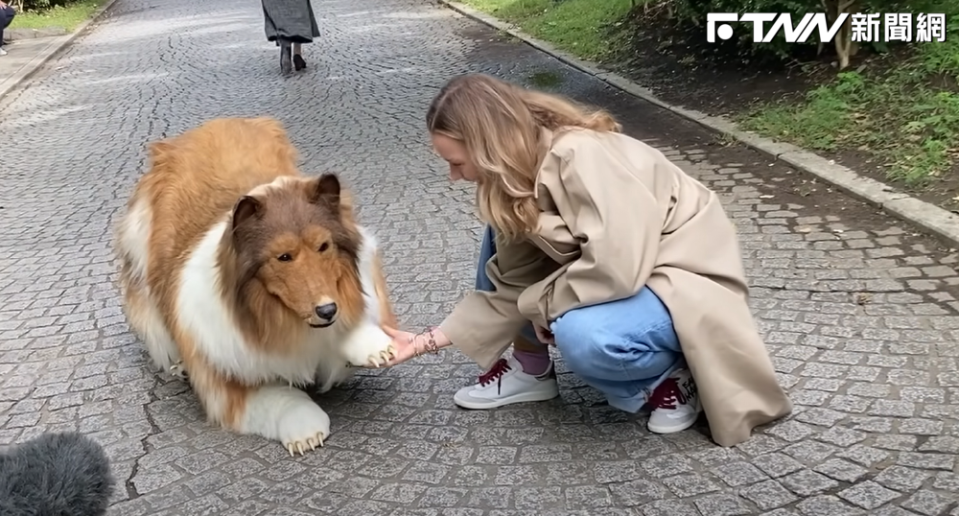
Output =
[{"x1": 175, "y1": 220, "x2": 386, "y2": 387}]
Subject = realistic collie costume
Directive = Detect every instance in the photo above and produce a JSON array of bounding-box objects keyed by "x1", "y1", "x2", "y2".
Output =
[
  {"x1": 114, "y1": 117, "x2": 398, "y2": 455},
  {"x1": 0, "y1": 432, "x2": 114, "y2": 516}
]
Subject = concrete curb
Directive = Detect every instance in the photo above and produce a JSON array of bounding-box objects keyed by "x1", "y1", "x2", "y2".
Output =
[
  {"x1": 6, "y1": 27, "x2": 68, "y2": 40},
  {"x1": 438, "y1": 0, "x2": 959, "y2": 248},
  {"x1": 0, "y1": 0, "x2": 121, "y2": 102}
]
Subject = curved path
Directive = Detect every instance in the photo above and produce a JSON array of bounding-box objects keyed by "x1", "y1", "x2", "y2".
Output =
[{"x1": 0, "y1": 0, "x2": 957, "y2": 514}]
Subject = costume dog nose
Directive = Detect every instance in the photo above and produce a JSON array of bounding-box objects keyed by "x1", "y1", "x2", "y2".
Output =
[{"x1": 314, "y1": 303, "x2": 338, "y2": 320}]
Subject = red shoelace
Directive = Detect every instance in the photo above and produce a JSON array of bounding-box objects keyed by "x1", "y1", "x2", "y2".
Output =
[
  {"x1": 648, "y1": 378, "x2": 686, "y2": 410},
  {"x1": 478, "y1": 358, "x2": 511, "y2": 387}
]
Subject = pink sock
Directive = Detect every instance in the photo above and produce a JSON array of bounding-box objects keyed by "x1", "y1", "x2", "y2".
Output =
[{"x1": 512, "y1": 349, "x2": 551, "y2": 376}]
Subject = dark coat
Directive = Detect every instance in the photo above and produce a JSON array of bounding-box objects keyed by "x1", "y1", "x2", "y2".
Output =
[{"x1": 262, "y1": 0, "x2": 320, "y2": 44}]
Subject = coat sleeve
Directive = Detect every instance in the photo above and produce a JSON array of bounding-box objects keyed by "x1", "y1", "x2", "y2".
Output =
[
  {"x1": 440, "y1": 236, "x2": 558, "y2": 369},
  {"x1": 519, "y1": 138, "x2": 666, "y2": 327}
]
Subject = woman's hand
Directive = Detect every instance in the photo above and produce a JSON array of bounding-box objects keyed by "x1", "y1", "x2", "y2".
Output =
[
  {"x1": 380, "y1": 326, "x2": 420, "y2": 366},
  {"x1": 534, "y1": 325, "x2": 555, "y2": 345},
  {"x1": 376, "y1": 326, "x2": 453, "y2": 367}
]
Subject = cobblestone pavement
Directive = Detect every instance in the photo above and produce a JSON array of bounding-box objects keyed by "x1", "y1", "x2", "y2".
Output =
[{"x1": 1, "y1": 0, "x2": 958, "y2": 514}]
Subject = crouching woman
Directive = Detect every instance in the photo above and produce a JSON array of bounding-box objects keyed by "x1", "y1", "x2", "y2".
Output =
[{"x1": 382, "y1": 73, "x2": 792, "y2": 447}]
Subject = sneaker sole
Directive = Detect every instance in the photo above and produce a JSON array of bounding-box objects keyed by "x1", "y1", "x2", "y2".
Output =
[
  {"x1": 647, "y1": 416, "x2": 699, "y2": 434},
  {"x1": 454, "y1": 387, "x2": 559, "y2": 410},
  {"x1": 647, "y1": 399, "x2": 702, "y2": 434}
]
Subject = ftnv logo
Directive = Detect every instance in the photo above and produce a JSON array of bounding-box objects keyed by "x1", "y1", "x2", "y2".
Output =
[{"x1": 706, "y1": 12, "x2": 947, "y2": 44}]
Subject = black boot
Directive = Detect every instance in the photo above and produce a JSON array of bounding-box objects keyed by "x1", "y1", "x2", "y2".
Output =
[
  {"x1": 293, "y1": 54, "x2": 306, "y2": 71},
  {"x1": 279, "y1": 39, "x2": 292, "y2": 74}
]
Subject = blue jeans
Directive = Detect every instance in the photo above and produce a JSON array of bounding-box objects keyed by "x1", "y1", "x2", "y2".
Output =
[
  {"x1": 476, "y1": 224, "x2": 685, "y2": 412},
  {"x1": 0, "y1": 5, "x2": 15, "y2": 48}
]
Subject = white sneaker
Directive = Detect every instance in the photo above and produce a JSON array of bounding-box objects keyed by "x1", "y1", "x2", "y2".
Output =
[
  {"x1": 0, "y1": 48, "x2": 7, "y2": 57},
  {"x1": 646, "y1": 368, "x2": 701, "y2": 434},
  {"x1": 453, "y1": 354, "x2": 559, "y2": 409}
]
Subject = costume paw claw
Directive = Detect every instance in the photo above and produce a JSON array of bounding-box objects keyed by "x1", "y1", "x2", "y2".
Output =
[
  {"x1": 275, "y1": 399, "x2": 330, "y2": 456},
  {"x1": 367, "y1": 345, "x2": 396, "y2": 368},
  {"x1": 343, "y1": 324, "x2": 396, "y2": 369},
  {"x1": 285, "y1": 431, "x2": 326, "y2": 456},
  {"x1": 169, "y1": 361, "x2": 188, "y2": 379}
]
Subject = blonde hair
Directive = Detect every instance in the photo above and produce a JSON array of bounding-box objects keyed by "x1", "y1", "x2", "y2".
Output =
[{"x1": 426, "y1": 73, "x2": 621, "y2": 241}]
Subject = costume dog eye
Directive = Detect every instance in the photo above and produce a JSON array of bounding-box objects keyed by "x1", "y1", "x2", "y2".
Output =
[
  {"x1": 278, "y1": 253, "x2": 293, "y2": 262},
  {"x1": 318, "y1": 242, "x2": 330, "y2": 252}
]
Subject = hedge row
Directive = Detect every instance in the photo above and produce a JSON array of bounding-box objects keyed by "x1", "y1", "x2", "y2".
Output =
[{"x1": 12, "y1": 0, "x2": 83, "y2": 11}]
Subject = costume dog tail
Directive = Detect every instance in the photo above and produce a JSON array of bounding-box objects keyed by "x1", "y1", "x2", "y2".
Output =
[{"x1": 0, "y1": 431, "x2": 115, "y2": 516}]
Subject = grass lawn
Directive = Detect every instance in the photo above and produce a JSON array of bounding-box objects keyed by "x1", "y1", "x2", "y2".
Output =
[
  {"x1": 9, "y1": 0, "x2": 106, "y2": 32},
  {"x1": 458, "y1": 0, "x2": 959, "y2": 190},
  {"x1": 460, "y1": 0, "x2": 635, "y2": 61},
  {"x1": 738, "y1": 21, "x2": 959, "y2": 186}
]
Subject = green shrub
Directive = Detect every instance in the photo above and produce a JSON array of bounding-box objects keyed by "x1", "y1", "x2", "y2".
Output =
[{"x1": 11, "y1": 0, "x2": 82, "y2": 12}]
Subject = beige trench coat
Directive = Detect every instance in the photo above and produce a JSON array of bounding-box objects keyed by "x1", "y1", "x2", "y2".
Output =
[{"x1": 439, "y1": 127, "x2": 793, "y2": 447}]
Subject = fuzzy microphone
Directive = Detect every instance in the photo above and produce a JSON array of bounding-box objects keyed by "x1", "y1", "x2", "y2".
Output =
[{"x1": 0, "y1": 431, "x2": 115, "y2": 516}]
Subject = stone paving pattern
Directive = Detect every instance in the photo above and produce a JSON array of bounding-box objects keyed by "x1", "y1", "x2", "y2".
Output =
[{"x1": 1, "y1": 0, "x2": 957, "y2": 514}]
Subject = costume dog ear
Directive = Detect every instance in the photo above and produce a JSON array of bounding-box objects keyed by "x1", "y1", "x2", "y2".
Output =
[
  {"x1": 308, "y1": 173, "x2": 341, "y2": 213},
  {"x1": 232, "y1": 195, "x2": 262, "y2": 232}
]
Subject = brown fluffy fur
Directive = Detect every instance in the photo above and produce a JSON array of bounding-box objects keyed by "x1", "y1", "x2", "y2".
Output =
[{"x1": 115, "y1": 117, "x2": 396, "y2": 441}]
